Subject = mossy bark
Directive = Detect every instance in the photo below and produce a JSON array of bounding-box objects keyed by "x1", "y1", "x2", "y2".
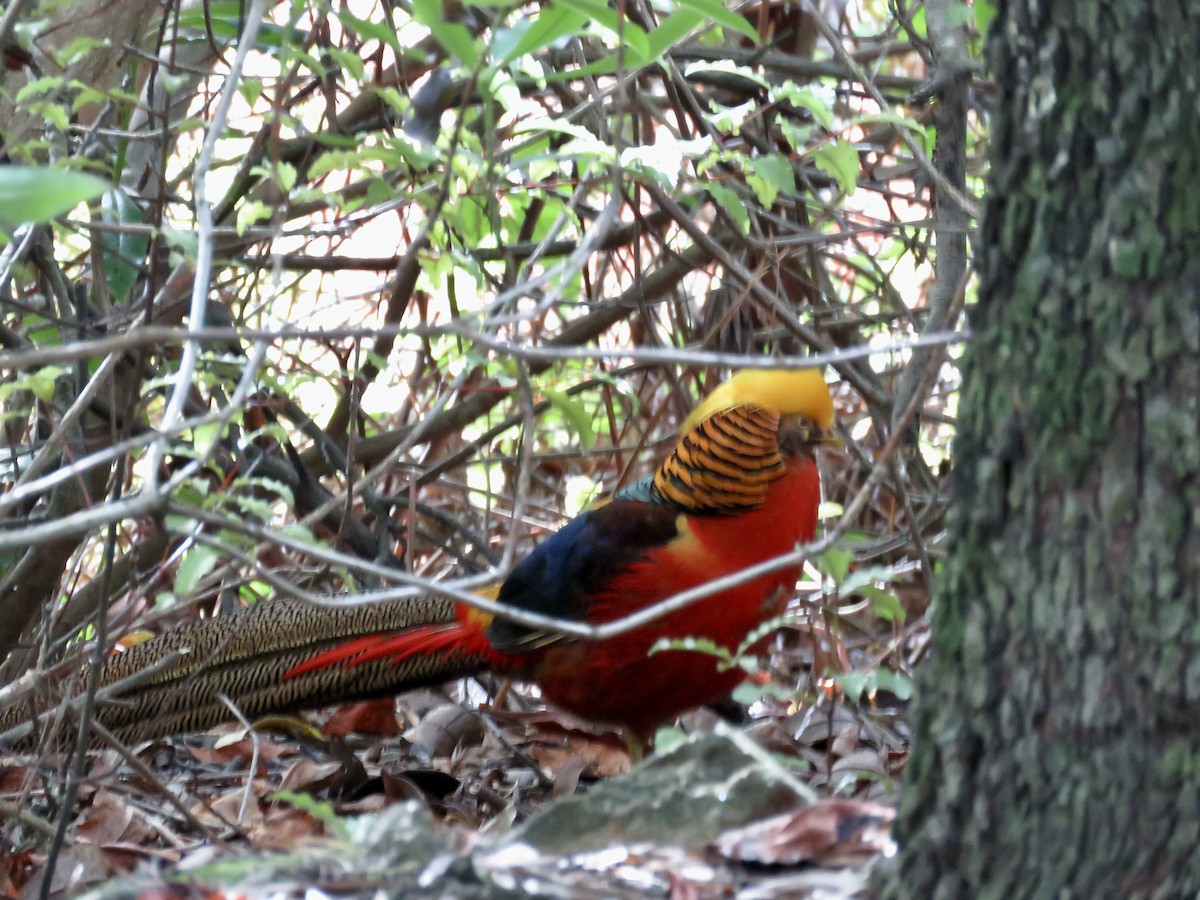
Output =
[{"x1": 888, "y1": 2, "x2": 1200, "y2": 896}]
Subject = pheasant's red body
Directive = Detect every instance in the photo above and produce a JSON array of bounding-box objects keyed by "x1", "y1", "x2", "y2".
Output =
[
  {"x1": 526, "y1": 456, "x2": 820, "y2": 736},
  {"x1": 289, "y1": 369, "x2": 834, "y2": 740}
]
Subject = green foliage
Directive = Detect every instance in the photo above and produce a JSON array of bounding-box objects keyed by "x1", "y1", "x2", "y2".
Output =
[
  {"x1": 812, "y1": 141, "x2": 860, "y2": 196},
  {"x1": 174, "y1": 544, "x2": 220, "y2": 595},
  {"x1": 412, "y1": 0, "x2": 481, "y2": 66},
  {"x1": 0, "y1": 365, "x2": 66, "y2": 410},
  {"x1": 0, "y1": 165, "x2": 108, "y2": 237},
  {"x1": 271, "y1": 789, "x2": 351, "y2": 839},
  {"x1": 834, "y1": 667, "x2": 914, "y2": 703},
  {"x1": 98, "y1": 188, "x2": 149, "y2": 304},
  {"x1": 818, "y1": 542, "x2": 907, "y2": 625},
  {"x1": 541, "y1": 387, "x2": 595, "y2": 452},
  {"x1": 974, "y1": 0, "x2": 997, "y2": 34}
]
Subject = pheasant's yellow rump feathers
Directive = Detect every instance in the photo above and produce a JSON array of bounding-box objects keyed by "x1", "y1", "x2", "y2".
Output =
[{"x1": 681, "y1": 368, "x2": 834, "y2": 434}]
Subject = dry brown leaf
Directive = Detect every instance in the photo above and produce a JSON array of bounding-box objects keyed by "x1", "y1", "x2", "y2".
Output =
[
  {"x1": 325, "y1": 698, "x2": 401, "y2": 738},
  {"x1": 405, "y1": 704, "x2": 484, "y2": 757},
  {"x1": 0, "y1": 766, "x2": 31, "y2": 792},
  {"x1": 548, "y1": 754, "x2": 589, "y2": 799},
  {"x1": 76, "y1": 789, "x2": 135, "y2": 846},
  {"x1": 256, "y1": 805, "x2": 322, "y2": 848},
  {"x1": 716, "y1": 798, "x2": 896, "y2": 867},
  {"x1": 188, "y1": 737, "x2": 288, "y2": 766},
  {"x1": 529, "y1": 735, "x2": 631, "y2": 781},
  {"x1": 192, "y1": 781, "x2": 271, "y2": 829},
  {"x1": 0, "y1": 849, "x2": 36, "y2": 898},
  {"x1": 278, "y1": 758, "x2": 343, "y2": 793},
  {"x1": 830, "y1": 748, "x2": 888, "y2": 780},
  {"x1": 829, "y1": 725, "x2": 860, "y2": 758},
  {"x1": 34, "y1": 844, "x2": 115, "y2": 895}
]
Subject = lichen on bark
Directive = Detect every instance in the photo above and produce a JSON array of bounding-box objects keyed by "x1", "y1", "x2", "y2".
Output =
[{"x1": 887, "y1": 1, "x2": 1200, "y2": 896}]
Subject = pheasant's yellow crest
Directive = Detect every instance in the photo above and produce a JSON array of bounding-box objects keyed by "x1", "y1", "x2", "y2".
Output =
[
  {"x1": 653, "y1": 368, "x2": 834, "y2": 513},
  {"x1": 681, "y1": 368, "x2": 834, "y2": 434}
]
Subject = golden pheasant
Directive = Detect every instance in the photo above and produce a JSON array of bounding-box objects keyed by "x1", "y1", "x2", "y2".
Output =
[{"x1": 1, "y1": 369, "x2": 835, "y2": 748}]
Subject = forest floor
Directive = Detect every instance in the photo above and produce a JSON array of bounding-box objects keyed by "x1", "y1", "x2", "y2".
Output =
[{"x1": 3, "y1": 615, "x2": 915, "y2": 899}]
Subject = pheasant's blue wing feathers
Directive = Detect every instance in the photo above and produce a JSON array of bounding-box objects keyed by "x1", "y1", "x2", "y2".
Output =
[
  {"x1": 486, "y1": 499, "x2": 678, "y2": 652},
  {"x1": 613, "y1": 475, "x2": 656, "y2": 504}
]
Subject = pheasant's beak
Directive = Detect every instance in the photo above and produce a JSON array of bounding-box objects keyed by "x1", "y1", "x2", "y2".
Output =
[
  {"x1": 813, "y1": 424, "x2": 842, "y2": 448},
  {"x1": 779, "y1": 416, "x2": 841, "y2": 455}
]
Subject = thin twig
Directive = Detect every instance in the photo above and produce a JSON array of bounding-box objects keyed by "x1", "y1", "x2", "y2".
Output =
[{"x1": 148, "y1": 0, "x2": 268, "y2": 494}]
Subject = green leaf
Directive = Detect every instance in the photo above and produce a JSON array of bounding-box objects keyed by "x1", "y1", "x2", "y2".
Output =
[
  {"x1": 834, "y1": 668, "x2": 915, "y2": 703},
  {"x1": 98, "y1": 188, "x2": 148, "y2": 304},
  {"x1": 813, "y1": 140, "x2": 859, "y2": 194},
  {"x1": 645, "y1": 9, "x2": 705, "y2": 60},
  {"x1": 241, "y1": 580, "x2": 272, "y2": 603},
  {"x1": 239, "y1": 76, "x2": 264, "y2": 107},
  {"x1": 164, "y1": 514, "x2": 198, "y2": 534},
  {"x1": 35, "y1": 103, "x2": 70, "y2": 133},
  {"x1": 161, "y1": 226, "x2": 199, "y2": 263},
  {"x1": 837, "y1": 565, "x2": 893, "y2": 595},
  {"x1": 411, "y1": 0, "x2": 481, "y2": 66},
  {"x1": 222, "y1": 494, "x2": 275, "y2": 522},
  {"x1": 873, "y1": 668, "x2": 914, "y2": 699},
  {"x1": 556, "y1": 0, "x2": 650, "y2": 63},
  {"x1": 236, "y1": 199, "x2": 273, "y2": 236},
  {"x1": 173, "y1": 0, "x2": 297, "y2": 49},
  {"x1": 337, "y1": 10, "x2": 401, "y2": 52},
  {"x1": 859, "y1": 585, "x2": 906, "y2": 623},
  {"x1": 0, "y1": 165, "x2": 109, "y2": 230},
  {"x1": 771, "y1": 81, "x2": 834, "y2": 130},
  {"x1": 14, "y1": 75, "x2": 64, "y2": 103},
  {"x1": 652, "y1": 725, "x2": 689, "y2": 753},
  {"x1": 326, "y1": 46, "x2": 365, "y2": 81},
  {"x1": 191, "y1": 420, "x2": 223, "y2": 455},
  {"x1": 174, "y1": 545, "x2": 220, "y2": 595},
  {"x1": 159, "y1": 69, "x2": 189, "y2": 94},
  {"x1": 279, "y1": 523, "x2": 320, "y2": 547},
  {"x1": 745, "y1": 153, "x2": 796, "y2": 207},
  {"x1": 543, "y1": 388, "x2": 595, "y2": 452},
  {"x1": 494, "y1": 3, "x2": 588, "y2": 63},
  {"x1": 649, "y1": 634, "x2": 728, "y2": 661},
  {"x1": 816, "y1": 545, "x2": 854, "y2": 584},
  {"x1": 817, "y1": 500, "x2": 843, "y2": 519},
  {"x1": 852, "y1": 110, "x2": 928, "y2": 144},
  {"x1": 675, "y1": 0, "x2": 758, "y2": 43},
  {"x1": 735, "y1": 613, "x2": 793, "y2": 656},
  {"x1": 975, "y1": 0, "x2": 997, "y2": 34},
  {"x1": 274, "y1": 161, "x2": 298, "y2": 192},
  {"x1": 684, "y1": 59, "x2": 768, "y2": 90},
  {"x1": 622, "y1": 143, "x2": 683, "y2": 186},
  {"x1": 706, "y1": 182, "x2": 750, "y2": 232},
  {"x1": 57, "y1": 36, "x2": 110, "y2": 66},
  {"x1": 272, "y1": 790, "x2": 350, "y2": 839},
  {"x1": 230, "y1": 475, "x2": 295, "y2": 507},
  {"x1": 26, "y1": 365, "x2": 65, "y2": 403},
  {"x1": 731, "y1": 679, "x2": 797, "y2": 705}
]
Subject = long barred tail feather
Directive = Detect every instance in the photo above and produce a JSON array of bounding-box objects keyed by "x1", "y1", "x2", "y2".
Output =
[{"x1": 0, "y1": 598, "x2": 492, "y2": 750}]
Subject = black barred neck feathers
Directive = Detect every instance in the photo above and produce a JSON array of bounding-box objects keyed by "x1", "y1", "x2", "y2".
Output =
[
  {"x1": 650, "y1": 368, "x2": 833, "y2": 514},
  {"x1": 651, "y1": 405, "x2": 788, "y2": 513}
]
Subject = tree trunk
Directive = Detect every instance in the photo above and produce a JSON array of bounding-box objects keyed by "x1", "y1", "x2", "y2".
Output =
[{"x1": 889, "y1": 2, "x2": 1200, "y2": 896}]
